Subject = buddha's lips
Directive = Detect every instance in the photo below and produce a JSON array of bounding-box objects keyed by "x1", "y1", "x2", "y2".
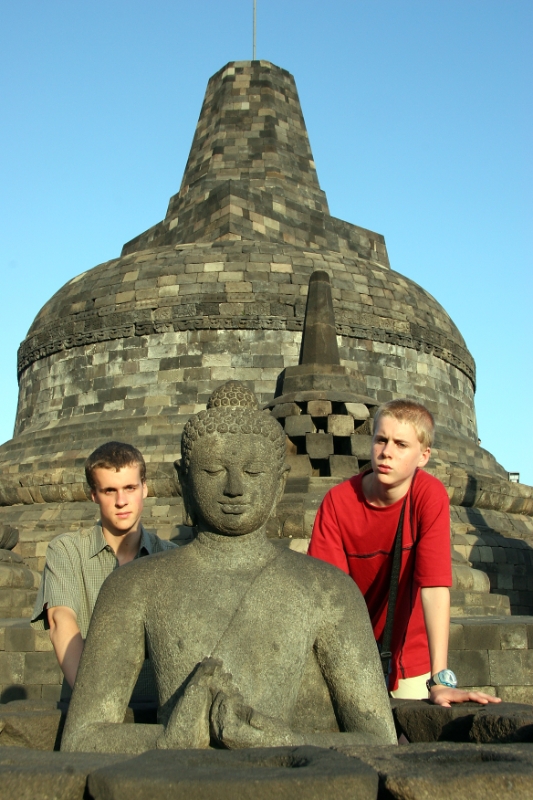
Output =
[{"x1": 219, "y1": 503, "x2": 248, "y2": 514}]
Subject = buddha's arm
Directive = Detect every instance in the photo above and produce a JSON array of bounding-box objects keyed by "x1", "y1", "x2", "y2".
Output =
[
  {"x1": 313, "y1": 578, "x2": 397, "y2": 746},
  {"x1": 61, "y1": 569, "x2": 163, "y2": 754}
]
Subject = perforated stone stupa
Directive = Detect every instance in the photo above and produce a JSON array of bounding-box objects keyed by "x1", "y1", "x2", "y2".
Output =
[{"x1": 0, "y1": 61, "x2": 532, "y2": 702}]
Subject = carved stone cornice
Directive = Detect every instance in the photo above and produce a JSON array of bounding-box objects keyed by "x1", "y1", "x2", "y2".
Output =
[{"x1": 18, "y1": 312, "x2": 475, "y2": 386}]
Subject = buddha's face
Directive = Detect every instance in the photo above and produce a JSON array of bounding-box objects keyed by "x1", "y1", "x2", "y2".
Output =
[{"x1": 186, "y1": 432, "x2": 285, "y2": 536}]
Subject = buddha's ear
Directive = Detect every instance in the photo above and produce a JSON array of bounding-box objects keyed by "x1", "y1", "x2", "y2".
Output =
[
  {"x1": 174, "y1": 458, "x2": 196, "y2": 527},
  {"x1": 274, "y1": 463, "x2": 290, "y2": 507}
]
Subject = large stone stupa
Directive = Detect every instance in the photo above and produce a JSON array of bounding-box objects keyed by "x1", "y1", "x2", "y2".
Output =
[{"x1": 0, "y1": 62, "x2": 532, "y2": 703}]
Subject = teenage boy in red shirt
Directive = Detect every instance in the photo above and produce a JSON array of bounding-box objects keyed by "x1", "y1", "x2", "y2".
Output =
[{"x1": 309, "y1": 399, "x2": 500, "y2": 707}]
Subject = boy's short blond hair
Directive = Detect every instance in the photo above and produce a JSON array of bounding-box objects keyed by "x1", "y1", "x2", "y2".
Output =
[{"x1": 373, "y1": 399, "x2": 434, "y2": 449}]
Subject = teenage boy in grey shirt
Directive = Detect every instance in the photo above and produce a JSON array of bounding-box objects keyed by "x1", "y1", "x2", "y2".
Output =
[{"x1": 31, "y1": 442, "x2": 176, "y2": 694}]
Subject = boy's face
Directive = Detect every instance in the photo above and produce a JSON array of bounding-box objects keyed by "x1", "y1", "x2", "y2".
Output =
[
  {"x1": 91, "y1": 464, "x2": 147, "y2": 537},
  {"x1": 371, "y1": 415, "x2": 430, "y2": 493}
]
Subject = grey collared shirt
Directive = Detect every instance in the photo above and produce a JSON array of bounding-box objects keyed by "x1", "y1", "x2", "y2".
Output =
[
  {"x1": 31, "y1": 524, "x2": 176, "y2": 637},
  {"x1": 31, "y1": 523, "x2": 176, "y2": 701}
]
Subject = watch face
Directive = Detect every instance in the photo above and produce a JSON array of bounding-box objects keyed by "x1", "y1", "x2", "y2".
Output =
[{"x1": 437, "y1": 669, "x2": 457, "y2": 688}]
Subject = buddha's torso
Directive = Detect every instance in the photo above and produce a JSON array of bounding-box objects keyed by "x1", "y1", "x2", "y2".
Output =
[{"x1": 140, "y1": 537, "x2": 323, "y2": 722}]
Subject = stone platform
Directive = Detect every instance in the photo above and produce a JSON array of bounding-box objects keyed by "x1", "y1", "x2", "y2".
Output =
[{"x1": 0, "y1": 727, "x2": 532, "y2": 799}]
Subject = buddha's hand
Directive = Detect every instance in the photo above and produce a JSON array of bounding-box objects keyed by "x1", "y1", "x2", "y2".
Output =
[
  {"x1": 158, "y1": 657, "x2": 236, "y2": 749},
  {"x1": 210, "y1": 689, "x2": 303, "y2": 749}
]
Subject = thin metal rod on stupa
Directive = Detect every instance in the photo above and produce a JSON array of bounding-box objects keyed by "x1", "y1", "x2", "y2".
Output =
[
  {"x1": 253, "y1": 0, "x2": 257, "y2": 59},
  {"x1": 299, "y1": 271, "x2": 341, "y2": 366}
]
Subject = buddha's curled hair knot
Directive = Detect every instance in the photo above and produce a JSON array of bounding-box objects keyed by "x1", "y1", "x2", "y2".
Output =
[
  {"x1": 181, "y1": 404, "x2": 286, "y2": 473},
  {"x1": 207, "y1": 381, "x2": 259, "y2": 410}
]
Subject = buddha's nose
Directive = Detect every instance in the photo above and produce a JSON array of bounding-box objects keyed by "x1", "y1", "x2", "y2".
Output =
[{"x1": 224, "y1": 469, "x2": 244, "y2": 496}]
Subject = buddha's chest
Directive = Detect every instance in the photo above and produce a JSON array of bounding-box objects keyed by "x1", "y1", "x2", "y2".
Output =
[{"x1": 143, "y1": 561, "x2": 318, "y2": 714}]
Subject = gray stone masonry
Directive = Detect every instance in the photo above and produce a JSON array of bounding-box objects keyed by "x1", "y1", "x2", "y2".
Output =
[{"x1": 0, "y1": 741, "x2": 532, "y2": 800}]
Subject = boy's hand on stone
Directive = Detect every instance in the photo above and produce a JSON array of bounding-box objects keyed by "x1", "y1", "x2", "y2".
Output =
[{"x1": 429, "y1": 685, "x2": 502, "y2": 707}]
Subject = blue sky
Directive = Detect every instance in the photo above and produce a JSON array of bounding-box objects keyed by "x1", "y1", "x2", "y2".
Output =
[{"x1": 1, "y1": 1, "x2": 531, "y2": 484}]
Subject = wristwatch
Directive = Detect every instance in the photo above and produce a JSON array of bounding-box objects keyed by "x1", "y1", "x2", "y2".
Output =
[{"x1": 426, "y1": 669, "x2": 457, "y2": 691}]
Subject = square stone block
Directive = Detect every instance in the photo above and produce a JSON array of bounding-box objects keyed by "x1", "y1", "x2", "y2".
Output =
[
  {"x1": 23, "y1": 652, "x2": 62, "y2": 686},
  {"x1": 338, "y1": 742, "x2": 533, "y2": 799},
  {"x1": 461, "y1": 623, "x2": 501, "y2": 651},
  {"x1": 330, "y1": 456, "x2": 358, "y2": 479},
  {"x1": 327, "y1": 415, "x2": 355, "y2": 436},
  {"x1": 448, "y1": 650, "x2": 490, "y2": 687},
  {"x1": 285, "y1": 415, "x2": 315, "y2": 437},
  {"x1": 88, "y1": 746, "x2": 378, "y2": 800},
  {"x1": 271, "y1": 402, "x2": 301, "y2": 419},
  {"x1": 286, "y1": 455, "x2": 313, "y2": 478},
  {"x1": 4, "y1": 626, "x2": 35, "y2": 653},
  {"x1": 0, "y1": 653, "x2": 25, "y2": 685},
  {"x1": 488, "y1": 651, "x2": 528, "y2": 686},
  {"x1": 0, "y1": 748, "x2": 127, "y2": 800},
  {"x1": 350, "y1": 434, "x2": 372, "y2": 460},
  {"x1": 307, "y1": 400, "x2": 332, "y2": 417},
  {"x1": 306, "y1": 433, "x2": 334, "y2": 459},
  {"x1": 345, "y1": 403, "x2": 370, "y2": 420},
  {"x1": 500, "y1": 624, "x2": 528, "y2": 650}
]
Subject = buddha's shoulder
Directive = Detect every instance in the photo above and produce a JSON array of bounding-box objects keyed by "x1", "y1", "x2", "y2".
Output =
[
  {"x1": 278, "y1": 547, "x2": 356, "y2": 588},
  {"x1": 103, "y1": 543, "x2": 187, "y2": 587}
]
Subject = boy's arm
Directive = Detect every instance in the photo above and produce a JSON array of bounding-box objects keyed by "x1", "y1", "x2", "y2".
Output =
[
  {"x1": 31, "y1": 538, "x2": 85, "y2": 686},
  {"x1": 47, "y1": 606, "x2": 84, "y2": 688},
  {"x1": 421, "y1": 586, "x2": 501, "y2": 707},
  {"x1": 415, "y1": 479, "x2": 500, "y2": 706}
]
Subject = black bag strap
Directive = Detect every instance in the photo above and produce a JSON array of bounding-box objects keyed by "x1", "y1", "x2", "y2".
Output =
[
  {"x1": 380, "y1": 469, "x2": 418, "y2": 682},
  {"x1": 380, "y1": 496, "x2": 407, "y2": 680}
]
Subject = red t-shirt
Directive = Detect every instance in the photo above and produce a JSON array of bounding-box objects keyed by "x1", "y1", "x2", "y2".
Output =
[{"x1": 308, "y1": 469, "x2": 451, "y2": 691}]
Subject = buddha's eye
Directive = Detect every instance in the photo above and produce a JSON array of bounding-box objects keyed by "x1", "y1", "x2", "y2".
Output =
[
  {"x1": 203, "y1": 468, "x2": 224, "y2": 476},
  {"x1": 245, "y1": 465, "x2": 265, "y2": 476}
]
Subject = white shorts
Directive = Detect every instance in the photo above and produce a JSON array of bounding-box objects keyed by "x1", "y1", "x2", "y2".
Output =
[{"x1": 389, "y1": 671, "x2": 431, "y2": 700}]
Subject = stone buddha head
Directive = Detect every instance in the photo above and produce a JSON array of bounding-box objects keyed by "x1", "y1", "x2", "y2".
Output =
[{"x1": 177, "y1": 382, "x2": 289, "y2": 536}]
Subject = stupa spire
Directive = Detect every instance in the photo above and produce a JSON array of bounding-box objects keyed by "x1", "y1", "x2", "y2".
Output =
[{"x1": 121, "y1": 61, "x2": 389, "y2": 266}]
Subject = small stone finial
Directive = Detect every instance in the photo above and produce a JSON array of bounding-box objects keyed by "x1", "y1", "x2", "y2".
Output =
[
  {"x1": 299, "y1": 271, "x2": 340, "y2": 366},
  {"x1": 207, "y1": 381, "x2": 259, "y2": 410}
]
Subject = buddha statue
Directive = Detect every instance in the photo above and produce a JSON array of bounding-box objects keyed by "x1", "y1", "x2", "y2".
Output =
[{"x1": 61, "y1": 382, "x2": 396, "y2": 753}]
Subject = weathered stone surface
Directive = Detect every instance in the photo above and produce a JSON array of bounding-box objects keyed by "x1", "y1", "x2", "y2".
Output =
[
  {"x1": 391, "y1": 700, "x2": 479, "y2": 743},
  {"x1": 306, "y1": 433, "x2": 334, "y2": 459},
  {"x1": 345, "y1": 403, "x2": 370, "y2": 421},
  {"x1": 284, "y1": 415, "x2": 315, "y2": 437},
  {"x1": 88, "y1": 746, "x2": 378, "y2": 800},
  {"x1": 329, "y1": 456, "x2": 358, "y2": 479},
  {"x1": 0, "y1": 747, "x2": 129, "y2": 800},
  {"x1": 0, "y1": 527, "x2": 18, "y2": 551},
  {"x1": 270, "y1": 403, "x2": 301, "y2": 419},
  {"x1": 392, "y1": 700, "x2": 533, "y2": 745},
  {"x1": 327, "y1": 415, "x2": 355, "y2": 437},
  {"x1": 470, "y1": 703, "x2": 533, "y2": 743},
  {"x1": 61, "y1": 383, "x2": 396, "y2": 753},
  {"x1": 285, "y1": 455, "x2": 312, "y2": 478},
  {"x1": 299, "y1": 271, "x2": 341, "y2": 367},
  {"x1": 0, "y1": 699, "x2": 64, "y2": 750},
  {"x1": 307, "y1": 400, "x2": 332, "y2": 417},
  {"x1": 350, "y1": 434, "x2": 372, "y2": 460},
  {"x1": 336, "y1": 742, "x2": 533, "y2": 800}
]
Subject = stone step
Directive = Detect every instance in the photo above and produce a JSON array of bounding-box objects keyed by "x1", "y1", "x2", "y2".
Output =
[
  {"x1": 452, "y1": 564, "x2": 490, "y2": 592},
  {"x1": 0, "y1": 619, "x2": 62, "y2": 703},
  {"x1": 450, "y1": 589, "x2": 510, "y2": 617},
  {"x1": 0, "y1": 588, "x2": 37, "y2": 618},
  {"x1": 449, "y1": 615, "x2": 533, "y2": 703}
]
